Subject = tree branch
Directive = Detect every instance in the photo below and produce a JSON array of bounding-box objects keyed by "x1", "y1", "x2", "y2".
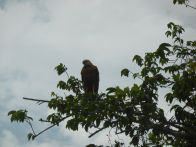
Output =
[
  {"x1": 34, "y1": 124, "x2": 56, "y2": 138},
  {"x1": 23, "y1": 97, "x2": 49, "y2": 103},
  {"x1": 39, "y1": 118, "x2": 51, "y2": 123},
  {"x1": 116, "y1": 130, "x2": 126, "y2": 135},
  {"x1": 26, "y1": 120, "x2": 36, "y2": 135},
  {"x1": 88, "y1": 127, "x2": 106, "y2": 138},
  {"x1": 34, "y1": 115, "x2": 71, "y2": 138},
  {"x1": 166, "y1": 120, "x2": 196, "y2": 136},
  {"x1": 185, "y1": 3, "x2": 196, "y2": 9}
]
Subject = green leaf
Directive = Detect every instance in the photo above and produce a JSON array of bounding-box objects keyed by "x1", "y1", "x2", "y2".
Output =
[
  {"x1": 165, "y1": 31, "x2": 171, "y2": 37},
  {"x1": 167, "y1": 22, "x2": 174, "y2": 29},
  {"x1": 103, "y1": 121, "x2": 111, "y2": 128},
  {"x1": 157, "y1": 43, "x2": 171, "y2": 55},
  {"x1": 133, "y1": 73, "x2": 139, "y2": 79},
  {"x1": 124, "y1": 87, "x2": 131, "y2": 97},
  {"x1": 54, "y1": 63, "x2": 67, "y2": 75},
  {"x1": 131, "y1": 135, "x2": 139, "y2": 146},
  {"x1": 57, "y1": 80, "x2": 67, "y2": 89},
  {"x1": 27, "y1": 133, "x2": 33, "y2": 141},
  {"x1": 141, "y1": 67, "x2": 149, "y2": 77},
  {"x1": 8, "y1": 110, "x2": 29, "y2": 123},
  {"x1": 130, "y1": 84, "x2": 140, "y2": 97},
  {"x1": 32, "y1": 135, "x2": 36, "y2": 140},
  {"x1": 8, "y1": 110, "x2": 16, "y2": 116},
  {"x1": 106, "y1": 87, "x2": 116, "y2": 94},
  {"x1": 170, "y1": 104, "x2": 180, "y2": 112},
  {"x1": 51, "y1": 91, "x2": 55, "y2": 96},
  {"x1": 96, "y1": 119, "x2": 101, "y2": 127},
  {"x1": 66, "y1": 119, "x2": 79, "y2": 131},
  {"x1": 133, "y1": 55, "x2": 143, "y2": 66},
  {"x1": 173, "y1": 72, "x2": 180, "y2": 81},
  {"x1": 121, "y1": 68, "x2": 129, "y2": 77},
  {"x1": 165, "y1": 93, "x2": 174, "y2": 103},
  {"x1": 173, "y1": 0, "x2": 177, "y2": 4},
  {"x1": 85, "y1": 124, "x2": 89, "y2": 132}
]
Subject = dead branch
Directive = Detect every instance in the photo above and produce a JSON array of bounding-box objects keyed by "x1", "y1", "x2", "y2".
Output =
[{"x1": 23, "y1": 97, "x2": 49, "y2": 103}]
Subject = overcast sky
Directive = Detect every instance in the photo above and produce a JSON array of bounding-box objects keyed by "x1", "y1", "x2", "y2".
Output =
[{"x1": 0, "y1": 0, "x2": 196, "y2": 147}]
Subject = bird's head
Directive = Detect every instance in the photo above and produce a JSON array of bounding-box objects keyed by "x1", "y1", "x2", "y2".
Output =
[{"x1": 82, "y1": 59, "x2": 93, "y2": 67}]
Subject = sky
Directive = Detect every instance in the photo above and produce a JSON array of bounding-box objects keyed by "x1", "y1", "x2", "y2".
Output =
[{"x1": 0, "y1": 0, "x2": 196, "y2": 147}]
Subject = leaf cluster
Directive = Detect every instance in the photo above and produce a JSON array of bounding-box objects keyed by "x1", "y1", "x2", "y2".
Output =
[{"x1": 8, "y1": 110, "x2": 32, "y2": 123}]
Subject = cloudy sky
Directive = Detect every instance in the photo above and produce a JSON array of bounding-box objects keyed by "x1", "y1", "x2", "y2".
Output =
[{"x1": 0, "y1": 0, "x2": 196, "y2": 146}]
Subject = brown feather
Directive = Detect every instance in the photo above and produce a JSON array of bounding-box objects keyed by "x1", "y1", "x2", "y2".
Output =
[{"x1": 81, "y1": 64, "x2": 99, "y2": 94}]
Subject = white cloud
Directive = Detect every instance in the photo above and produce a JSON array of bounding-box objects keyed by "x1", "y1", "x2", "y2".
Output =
[
  {"x1": 0, "y1": 130, "x2": 20, "y2": 147},
  {"x1": 0, "y1": 130, "x2": 70, "y2": 147}
]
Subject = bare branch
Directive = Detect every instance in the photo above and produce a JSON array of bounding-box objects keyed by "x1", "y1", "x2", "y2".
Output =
[
  {"x1": 23, "y1": 97, "x2": 49, "y2": 103},
  {"x1": 34, "y1": 115, "x2": 71, "y2": 138},
  {"x1": 26, "y1": 120, "x2": 36, "y2": 135},
  {"x1": 34, "y1": 124, "x2": 56, "y2": 138},
  {"x1": 185, "y1": 3, "x2": 196, "y2": 9},
  {"x1": 65, "y1": 71, "x2": 70, "y2": 79},
  {"x1": 39, "y1": 118, "x2": 51, "y2": 123},
  {"x1": 116, "y1": 130, "x2": 126, "y2": 135},
  {"x1": 88, "y1": 127, "x2": 106, "y2": 138}
]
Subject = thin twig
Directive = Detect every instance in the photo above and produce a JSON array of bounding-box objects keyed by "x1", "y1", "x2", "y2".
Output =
[
  {"x1": 185, "y1": 3, "x2": 196, "y2": 9},
  {"x1": 130, "y1": 71, "x2": 144, "y2": 81},
  {"x1": 35, "y1": 115, "x2": 71, "y2": 138},
  {"x1": 39, "y1": 118, "x2": 51, "y2": 123},
  {"x1": 116, "y1": 130, "x2": 126, "y2": 135},
  {"x1": 65, "y1": 71, "x2": 70, "y2": 79},
  {"x1": 26, "y1": 120, "x2": 36, "y2": 135}
]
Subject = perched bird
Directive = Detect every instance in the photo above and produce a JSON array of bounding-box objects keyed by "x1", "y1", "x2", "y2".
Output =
[{"x1": 81, "y1": 59, "x2": 99, "y2": 94}]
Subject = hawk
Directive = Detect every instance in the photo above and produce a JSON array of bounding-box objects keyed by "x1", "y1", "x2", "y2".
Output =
[{"x1": 81, "y1": 59, "x2": 99, "y2": 94}]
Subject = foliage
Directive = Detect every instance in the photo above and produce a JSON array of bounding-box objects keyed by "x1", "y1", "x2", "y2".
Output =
[
  {"x1": 8, "y1": 22, "x2": 196, "y2": 146},
  {"x1": 173, "y1": 0, "x2": 189, "y2": 5},
  {"x1": 172, "y1": 0, "x2": 196, "y2": 9},
  {"x1": 8, "y1": 110, "x2": 32, "y2": 123},
  {"x1": 8, "y1": 110, "x2": 36, "y2": 140}
]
